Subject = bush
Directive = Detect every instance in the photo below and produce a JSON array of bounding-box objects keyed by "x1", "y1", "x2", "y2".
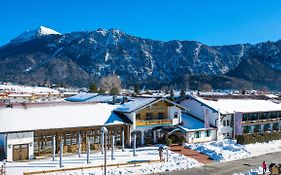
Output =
[
  {"x1": 110, "y1": 87, "x2": 120, "y2": 95},
  {"x1": 237, "y1": 132, "x2": 281, "y2": 144},
  {"x1": 166, "y1": 138, "x2": 172, "y2": 147},
  {"x1": 177, "y1": 136, "x2": 186, "y2": 144}
]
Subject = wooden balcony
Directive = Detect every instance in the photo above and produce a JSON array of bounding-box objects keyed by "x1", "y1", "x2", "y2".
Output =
[{"x1": 136, "y1": 119, "x2": 173, "y2": 127}]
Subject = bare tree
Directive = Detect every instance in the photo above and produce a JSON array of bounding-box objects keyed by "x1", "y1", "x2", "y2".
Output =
[{"x1": 99, "y1": 74, "x2": 121, "y2": 92}]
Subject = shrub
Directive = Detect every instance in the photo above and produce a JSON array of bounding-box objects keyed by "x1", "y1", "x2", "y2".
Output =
[
  {"x1": 237, "y1": 132, "x2": 281, "y2": 144},
  {"x1": 177, "y1": 136, "x2": 186, "y2": 144},
  {"x1": 166, "y1": 138, "x2": 172, "y2": 147}
]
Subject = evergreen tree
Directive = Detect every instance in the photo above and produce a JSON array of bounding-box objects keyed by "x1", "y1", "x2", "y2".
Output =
[
  {"x1": 180, "y1": 89, "x2": 186, "y2": 97},
  {"x1": 170, "y1": 90, "x2": 174, "y2": 98},
  {"x1": 134, "y1": 85, "x2": 140, "y2": 94},
  {"x1": 89, "y1": 84, "x2": 98, "y2": 93}
]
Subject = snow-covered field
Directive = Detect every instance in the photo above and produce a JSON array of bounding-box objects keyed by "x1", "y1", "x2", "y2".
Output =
[
  {"x1": 4, "y1": 146, "x2": 201, "y2": 175},
  {"x1": 185, "y1": 139, "x2": 281, "y2": 162}
]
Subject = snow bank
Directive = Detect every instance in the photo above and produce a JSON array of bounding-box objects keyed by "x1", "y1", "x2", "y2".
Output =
[
  {"x1": 185, "y1": 139, "x2": 250, "y2": 162},
  {"x1": 245, "y1": 140, "x2": 281, "y2": 156}
]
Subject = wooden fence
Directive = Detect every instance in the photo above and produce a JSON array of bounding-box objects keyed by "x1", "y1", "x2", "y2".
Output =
[{"x1": 23, "y1": 159, "x2": 160, "y2": 175}]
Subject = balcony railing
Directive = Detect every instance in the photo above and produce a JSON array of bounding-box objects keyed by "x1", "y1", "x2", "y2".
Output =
[
  {"x1": 136, "y1": 119, "x2": 173, "y2": 126},
  {"x1": 242, "y1": 117, "x2": 281, "y2": 125}
]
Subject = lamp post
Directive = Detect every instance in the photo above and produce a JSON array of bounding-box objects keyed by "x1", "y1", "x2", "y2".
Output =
[{"x1": 101, "y1": 126, "x2": 108, "y2": 175}]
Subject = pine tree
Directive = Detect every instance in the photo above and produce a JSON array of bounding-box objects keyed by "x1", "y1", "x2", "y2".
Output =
[
  {"x1": 170, "y1": 90, "x2": 174, "y2": 98},
  {"x1": 180, "y1": 89, "x2": 186, "y2": 97},
  {"x1": 134, "y1": 85, "x2": 140, "y2": 94}
]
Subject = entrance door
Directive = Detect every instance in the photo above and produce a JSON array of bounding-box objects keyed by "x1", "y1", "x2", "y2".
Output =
[{"x1": 13, "y1": 144, "x2": 29, "y2": 161}]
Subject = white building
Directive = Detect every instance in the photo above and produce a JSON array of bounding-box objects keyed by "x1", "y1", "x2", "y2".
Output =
[
  {"x1": 0, "y1": 102, "x2": 129, "y2": 162},
  {"x1": 178, "y1": 95, "x2": 281, "y2": 139}
]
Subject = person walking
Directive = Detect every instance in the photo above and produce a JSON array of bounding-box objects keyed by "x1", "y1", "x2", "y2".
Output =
[
  {"x1": 262, "y1": 161, "x2": 267, "y2": 174},
  {"x1": 158, "y1": 146, "x2": 163, "y2": 162}
]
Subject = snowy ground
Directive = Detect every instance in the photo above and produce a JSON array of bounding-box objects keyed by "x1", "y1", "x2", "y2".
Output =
[
  {"x1": 233, "y1": 167, "x2": 270, "y2": 175},
  {"x1": 3, "y1": 146, "x2": 202, "y2": 175},
  {"x1": 185, "y1": 139, "x2": 281, "y2": 162}
]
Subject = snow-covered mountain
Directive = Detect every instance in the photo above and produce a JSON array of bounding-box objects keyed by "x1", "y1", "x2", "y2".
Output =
[
  {"x1": 0, "y1": 26, "x2": 280, "y2": 90},
  {"x1": 10, "y1": 26, "x2": 61, "y2": 44}
]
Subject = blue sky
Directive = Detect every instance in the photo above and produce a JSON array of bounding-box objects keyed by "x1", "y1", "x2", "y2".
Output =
[{"x1": 1, "y1": 0, "x2": 281, "y2": 46}]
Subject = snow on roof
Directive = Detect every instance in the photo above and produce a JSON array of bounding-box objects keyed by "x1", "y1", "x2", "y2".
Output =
[
  {"x1": 0, "y1": 84, "x2": 59, "y2": 94},
  {"x1": 264, "y1": 94, "x2": 279, "y2": 98},
  {"x1": 195, "y1": 96, "x2": 281, "y2": 114},
  {"x1": 179, "y1": 114, "x2": 205, "y2": 131},
  {"x1": 0, "y1": 103, "x2": 125, "y2": 133},
  {"x1": 65, "y1": 93, "x2": 99, "y2": 102},
  {"x1": 85, "y1": 95, "x2": 124, "y2": 103},
  {"x1": 8, "y1": 93, "x2": 32, "y2": 97},
  {"x1": 116, "y1": 97, "x2": 157, "y2": 113}
]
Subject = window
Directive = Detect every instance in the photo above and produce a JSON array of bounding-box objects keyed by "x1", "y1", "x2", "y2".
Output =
[
  {"x1": 227, "y1": 120, "x2": 230, "y2": 126},
  {"x1": 174, "y1": 112, "x2": 178, "y2": 119},
  {"x1": 146, "y1": 113, "x2": 153, "y2": 120},
  {"x1": 226, "y1": 133, "x2": 230, "y2": 137},
  {"x1": 243, "y1": 126, "x2": 250, "y2": 133},
  {"x1": 243, "y1": 114, "x2": 248, "y2": 121},
  {"x1": 136, "y1": 113, "x2": 141, "y2": 120},
  {"x1": 158, "y1": 113, "x2": 164, "y2": 119},
  {"x1": 254, "y1": 125, "x2": 260, "y2": 132},
  {"x1": 273, "y1": 123, "x2": 279, "y2": 130},
  {"x1": 194, "y1": 131, "x2": 201, "y2": 138},
  {"x1": 205, "y1": 130, "x2": 210, "y2": 137},
  {"x1": 223, "y1": 120, "x2": 226, "y2": 126}
]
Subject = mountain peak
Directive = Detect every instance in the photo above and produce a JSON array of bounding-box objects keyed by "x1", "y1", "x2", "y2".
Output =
[
  {"x1": 10, "y1": 26, "x2": 61, "y2": 44},
  {"x1": 36, "y1": 26, "x2": 61, "y2": 36}
]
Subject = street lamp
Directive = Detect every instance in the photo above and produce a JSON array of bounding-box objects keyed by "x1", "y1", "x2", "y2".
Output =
[{"x1": 101, "y1": 126, "x2": 108, "y2": 175}]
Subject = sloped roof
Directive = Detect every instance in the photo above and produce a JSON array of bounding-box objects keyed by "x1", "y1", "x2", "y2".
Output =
[
  {"x1": 178, "y1": 113, "x2": 216, "y2": 132},
  {"x1": 0, "y1": 103, "x2": 128, "y2": 133},
  {"x1": 179, "y1": 94, "x2": 281, "y2": 115},
  {"x1": 115, "y1": 97, "x2": 188, "y2": 113},
  {"x1": 65, "y1": 93, "x2": 99, "y2": 102}
]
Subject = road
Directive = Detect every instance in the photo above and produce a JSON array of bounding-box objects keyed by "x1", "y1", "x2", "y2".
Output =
[{"x1": 154, "y1": 151, "x2": 281, "y2": 175}]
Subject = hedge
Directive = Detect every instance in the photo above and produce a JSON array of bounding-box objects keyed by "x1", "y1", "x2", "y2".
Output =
[{"x1": 236, "y1": 131, "x2": 281, "y2": 144}]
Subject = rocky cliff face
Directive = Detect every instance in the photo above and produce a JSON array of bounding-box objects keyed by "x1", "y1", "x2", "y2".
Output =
[{"x1": 0, "y1": 27, "x2": 280, "y2": 90}]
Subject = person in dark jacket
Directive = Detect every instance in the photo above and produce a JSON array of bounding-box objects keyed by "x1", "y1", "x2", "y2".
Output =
[{"x1": 158, "y1": 146, "x2": 164, "y2": 162}]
